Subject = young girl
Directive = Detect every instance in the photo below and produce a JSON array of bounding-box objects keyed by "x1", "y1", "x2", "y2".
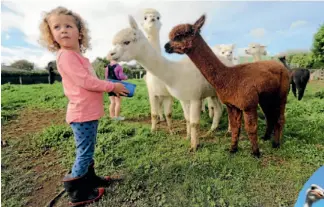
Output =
[
  {"x1": 105, "y1": 60, "x2": 128, "y2": 121},
  {"x1": 39, "y1": 6, "x2": 128, "y2": 206}
]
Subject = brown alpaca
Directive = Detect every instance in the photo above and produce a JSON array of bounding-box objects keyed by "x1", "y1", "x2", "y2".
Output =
[{"x1": 164, "y1": 15, "x2": 290, "y2": 157}]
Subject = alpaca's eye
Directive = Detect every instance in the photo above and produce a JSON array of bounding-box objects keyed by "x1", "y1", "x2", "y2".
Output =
[
  {"x1": 222, "y1": 52, "x2": 225, "y2": 54},
  {"x1": 124, "y1": 41, "x2": 130, "y2": 45},
  {"x1": 252, "y1": 46, "x2": 255, "y2": 48},
  {"x1": 311, "y1": 186, "x2": 317, "y2": 190},
  {"x1": 144, "y1": 17, "x2": 147, "y2": 20},
  {"x1": 230, "y1": 51, "x2": 232, "y2": 54},
  {"x1": 157, "y1": 17, "x2": 160, "y2": 20}
]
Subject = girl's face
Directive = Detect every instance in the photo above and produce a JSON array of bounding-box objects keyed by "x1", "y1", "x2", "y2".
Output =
[{"x1": 48, "y1": 14, "x2": 81, "y2": 52}]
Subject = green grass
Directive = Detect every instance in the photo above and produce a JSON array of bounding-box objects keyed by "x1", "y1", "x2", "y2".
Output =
[{"x1": 1, "y1": 80, "x2": 324, "y2": 207}]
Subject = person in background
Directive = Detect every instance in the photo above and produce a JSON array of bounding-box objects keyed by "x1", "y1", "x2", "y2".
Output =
[{"x1": 105, "y1": 60, "x2": 128, "y2": 121}]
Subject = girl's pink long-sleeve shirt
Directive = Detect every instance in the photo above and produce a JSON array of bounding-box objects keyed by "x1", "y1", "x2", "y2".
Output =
[{"x1": 57, "y1": 49, "x2": 115, "y2": 124}]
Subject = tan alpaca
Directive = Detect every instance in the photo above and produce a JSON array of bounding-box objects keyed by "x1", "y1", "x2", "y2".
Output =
[{"x1": 245, "y1": 43, "x2": 267, "y2": 62}]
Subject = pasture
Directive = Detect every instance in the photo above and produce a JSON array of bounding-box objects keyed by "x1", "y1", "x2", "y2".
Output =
[{"x1": 1, "y1": 80, "x2": 324, "y2": 207}]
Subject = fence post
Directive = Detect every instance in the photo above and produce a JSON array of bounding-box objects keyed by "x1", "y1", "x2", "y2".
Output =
[{"x1": 19, "y1": 76, "x2": 22, "y2": 85}]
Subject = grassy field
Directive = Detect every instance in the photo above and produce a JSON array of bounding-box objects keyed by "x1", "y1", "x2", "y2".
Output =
[{"x1": 1, "y1": 80, "x2": 324, "y2": 207}]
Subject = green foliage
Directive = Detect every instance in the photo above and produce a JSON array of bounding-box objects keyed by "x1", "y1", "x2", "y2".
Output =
[
  {"x1": 10, "y1": 59, "x2": 34, "y2": 71},
  {"x1": 312, "y1": 24, "x2": 324, "y2": 64},
  {"x1": 92, "y1": 57, "x2": 110, "y2": 80},
  {"x1": 1, "y1": 70, "x2": 50, "y2": 77},
  {"x1": 289, "y1": 53, "x2": 313, "y2": 68}
]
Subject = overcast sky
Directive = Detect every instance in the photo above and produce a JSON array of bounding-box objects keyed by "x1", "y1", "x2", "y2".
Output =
[{"x1": 1, "y1": 0, "x2": 323, "y2": 68}]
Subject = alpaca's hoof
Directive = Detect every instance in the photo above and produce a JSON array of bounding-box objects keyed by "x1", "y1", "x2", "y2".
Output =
[
  {"x1": 189, "y1": 144, "x2": 201, "y2": 152},
  {"x1": 261, "y1": 135, "x2": 271, "y2": 141},
  {"x1": 229, "y1": 147, "x2": 238, "y2": 154},
  {"x1": 272, "y1": 142, "x2": 280, "y2": 148},
  {"x1": 1, "y1": 140, "x2": 8, "y2": 148},
  {"x1": 159, "y1": 117, "x2": 165, "y2": 122},
  {"x1": 252, "y1": 149, "x2": 261, "y2": 158}
]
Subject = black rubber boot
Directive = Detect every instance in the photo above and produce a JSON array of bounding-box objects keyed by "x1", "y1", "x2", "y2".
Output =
[
  {"x1": 88, "y1": 162, "x2": 123, "y2": 188},
  {"x1": 62, "y1": 173, "x2": 104, "y2": 206}
]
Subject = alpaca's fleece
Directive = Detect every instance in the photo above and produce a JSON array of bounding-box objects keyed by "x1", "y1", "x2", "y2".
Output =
[{"x1": 112, "y1": 28, "x2": 143, "y2": 45}]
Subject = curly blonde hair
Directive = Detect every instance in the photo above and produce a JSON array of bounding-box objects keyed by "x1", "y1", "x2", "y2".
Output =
[{"x1": 39, "y1": 6, "x2": 91, "y2": 53}]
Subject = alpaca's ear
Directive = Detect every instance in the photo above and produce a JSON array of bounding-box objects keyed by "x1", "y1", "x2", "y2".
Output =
[
  {"x1": 231, "y1": 44, "x2": 236, "y2": 49},
  {"x1": 129, "y1": 15, "x2": 139, "y2": 30},
  {"x1": 193, "y1": 14, "x2": 206, "y2": 33}
]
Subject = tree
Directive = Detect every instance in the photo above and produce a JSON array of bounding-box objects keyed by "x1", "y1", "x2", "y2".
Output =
[
  {"x1": 312, "y1": 24, "x2": 324, "y2": 66},
  {"x1": 289, "y1": 53, "x2": 313, "y2": 68},
  {"x1": 91, "y1": 57, "x2": 110, "y2": 80},
  {"x1": 10, "y1": 60, "x2": 34, "y2": 71}
]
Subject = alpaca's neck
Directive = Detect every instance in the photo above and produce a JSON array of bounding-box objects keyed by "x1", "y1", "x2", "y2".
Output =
[
  {"x1": 252, "y1": 53, "x2": 262, "y2": 62},
  {"x1": 279, "y1": 59, "x2": 290, "y2": 70},
  {"x1": 136, "y1": 38, "x2": 175, "y2": 86},
  {"x1": 304, "y1": 198, "x2": 313, "y2": 207},
  {"x1": 186, "y1": 34, "x2": 229, "y2": 91},
  {"x1": 147, "y1": 30, "x2": 161, "y2": 54}
]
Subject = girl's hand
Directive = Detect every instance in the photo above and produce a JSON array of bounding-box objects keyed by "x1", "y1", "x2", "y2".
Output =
[{"x1": 113, "y1": 83, "x2": 129, "y2": 97}]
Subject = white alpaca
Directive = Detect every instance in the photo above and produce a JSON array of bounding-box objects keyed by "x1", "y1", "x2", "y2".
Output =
[
  {"x1": 109, "y1": 16, "x2": 233, "y2": 150},
  {"x1": 245, "y1": 43, "x2": 267, "y2": 62},
  {"x1": 140, "y1": 8, "x2": 174, "y2": 133},
  {"x1": 304, "y1": 184, "x2": 324, "y2": 207},
  {"x1": 213, "y1": 44, "x2": 236, "y2": 62}
]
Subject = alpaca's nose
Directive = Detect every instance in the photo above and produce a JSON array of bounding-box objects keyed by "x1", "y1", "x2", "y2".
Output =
[
  {"x1": 151, "y1": 18, "x2": 155, "y2": 22},
  {"x1": 164, "y1": 42, "x2": 173, "y2": 53}
]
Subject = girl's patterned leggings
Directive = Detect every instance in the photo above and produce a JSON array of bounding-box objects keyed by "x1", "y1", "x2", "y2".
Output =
[{"x1": 70, "y1": 120, "x2": 98, "y2": 178}]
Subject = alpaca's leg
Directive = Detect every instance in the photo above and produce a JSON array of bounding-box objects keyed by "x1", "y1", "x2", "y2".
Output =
[
  {"x1": 259, "y1": 101, "x2": 276, "y2": 141},
  {"x1": 210, "y1": 96, "x2": 223, "y2": 131},
  {"x1": 291, "y1": 81, "x2": 297, "y2": 98},
  {"x1": 148, "y1": 93, "x2": 160, "y2": 132},
  {"x1": 243, "y1": 109, "x2": 260, "y2": 157},
  {"x1": 180, "y1": 100, "x2": 190, "y2": 140},
  {"x1": 201, "y1": 99, "x2": 206, "y2": 113},
  {"x1": 189, "y1": 100, "x2": 202, "y2": 151},
  {"x1": 207, "y1": 97, "x2": 214, "y2": 119},
  {"x1": 272, "y1": 101, "x2": 287, "y2": 148},
  {"x1": 163, "y1": 96, "x2": 174, "y2": 134},
  {"x1": 158, "y1": 97, "x2": 165, "y2": 122},
  {"x1": 297, "y1": 84, "x2": 306, "y2": 101},
  {"x1": 227, "y1": 106, "x2": 242, "y2": 153}
]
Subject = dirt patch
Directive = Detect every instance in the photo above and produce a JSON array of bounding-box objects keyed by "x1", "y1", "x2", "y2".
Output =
[
  {"x1": 261, "y1": 154, "x2": 286, "y2": 167},
  {"x1": 1, "y1": 108, "x2": 66, "y2": 140},
  {"x1": 1, "y1": 108, "x2": 68, "y2": 207}
]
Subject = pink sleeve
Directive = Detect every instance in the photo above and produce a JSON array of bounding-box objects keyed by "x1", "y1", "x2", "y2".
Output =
[
  {"x1": 115, "y1": 65, "x2": 128, "y2": 80},
  {"x1": 57, "y1": 51, "x2": 115, "y2": 92}
]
